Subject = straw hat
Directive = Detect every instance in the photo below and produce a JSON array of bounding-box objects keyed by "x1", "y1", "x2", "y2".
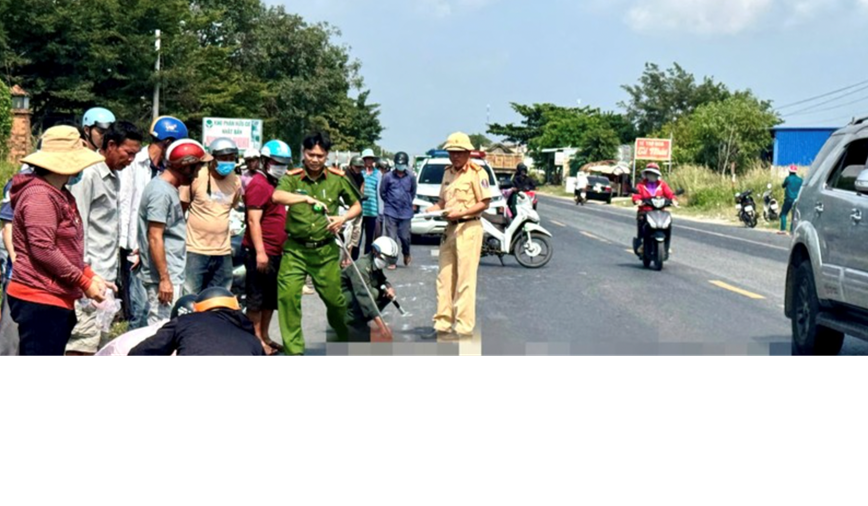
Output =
[{"x1": 22, "y1": 126, "x2": 104, "y2": 175}]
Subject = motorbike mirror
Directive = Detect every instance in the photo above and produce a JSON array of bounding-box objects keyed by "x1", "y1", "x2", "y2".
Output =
[
  {"x1": 630, "y1": 189, "x2": 639, "y2": 195},
  {"x1": 767, "y1": 183, "x2": 772, "y2": 189},
  {"x1": 675, "y1": 189, "x2": 685, "y2": 196}
]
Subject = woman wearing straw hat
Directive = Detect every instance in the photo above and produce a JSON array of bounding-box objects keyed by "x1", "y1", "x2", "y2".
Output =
[{"x1": 6, "y1": 126, "x2": 113, "y2": 355}]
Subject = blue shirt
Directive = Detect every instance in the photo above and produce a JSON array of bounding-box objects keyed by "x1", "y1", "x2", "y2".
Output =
[
  {"x1": 362, "y1": 170, "x2": 380, "y2": 217},
  {"x1": 380, "y1": 170, "x2": 417, "y2": 220}
]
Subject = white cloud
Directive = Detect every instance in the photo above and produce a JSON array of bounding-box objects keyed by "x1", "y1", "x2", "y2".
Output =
[{"x1": 416, "y1": 0, "x2": 500, "y2": 18}]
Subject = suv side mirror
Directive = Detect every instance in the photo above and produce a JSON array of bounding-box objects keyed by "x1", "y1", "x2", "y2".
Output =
[{"x1": 857, "y1": 169, "x2": 868, "y2": 195}]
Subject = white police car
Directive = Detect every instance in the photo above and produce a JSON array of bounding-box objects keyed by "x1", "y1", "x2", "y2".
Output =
[{"x1": 411, "y1": 150, "x2": 506, "y2": 236}]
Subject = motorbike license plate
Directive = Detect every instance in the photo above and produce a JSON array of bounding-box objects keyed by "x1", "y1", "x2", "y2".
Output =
[{"x1": 771, "y1": 203, "x2": 779, "y2": 210}]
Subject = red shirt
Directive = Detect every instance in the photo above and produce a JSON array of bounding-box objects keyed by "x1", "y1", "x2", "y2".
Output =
[
  {"x1": 8, "y1": 173, "x2": 94, "y2": 309},
  {"x1": 242, "y1": 172, "x2": 287, "y2": 256},
  {"x1": 632, "y1": 180, "x2": 676, "y2": 213}
]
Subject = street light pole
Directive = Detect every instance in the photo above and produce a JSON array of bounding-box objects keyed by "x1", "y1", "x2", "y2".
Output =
[{"x1": 152, "y1": 29, "x2": 161, "y2": 121}]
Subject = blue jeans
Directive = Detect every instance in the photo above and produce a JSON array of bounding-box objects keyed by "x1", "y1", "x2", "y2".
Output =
[
  {"x1": 184, "y1": 252, "x2": 232, "y2": 296},
  {"x1": 121, "y1": 250, "x2": 151, "y2": 330}
]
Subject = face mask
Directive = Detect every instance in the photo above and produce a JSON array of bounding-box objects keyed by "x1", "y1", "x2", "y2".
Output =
[
  {"x1": 67, "y1": 172, "x2": 83, "y2": 186},
  {"x1": 268, "y1": 164, "x2": 288, "y2": 179},
  {"x1": 216, "y1": 161, "x2": 236, "y2": 177},
  {"x1": 373, "y1": 256, "x2": 388, "y2": 271},
  {"x1": 396, "y1": 164, "x2": 408, "y2": 173},
  {"x1": 647, "y1": 176, "x2": 659, "y2": 184}
]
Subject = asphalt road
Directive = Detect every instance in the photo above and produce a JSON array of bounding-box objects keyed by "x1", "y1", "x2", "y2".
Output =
[{"x1": 270, "y1": 195, "x2": 868, "y2": 356}]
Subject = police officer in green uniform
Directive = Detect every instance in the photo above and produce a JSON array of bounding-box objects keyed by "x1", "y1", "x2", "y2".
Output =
[{"x1": 272, "y1": 131, "x2": 362, "y2": 354}]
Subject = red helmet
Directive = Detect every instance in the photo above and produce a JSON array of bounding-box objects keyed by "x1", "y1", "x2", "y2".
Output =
[
  {"x1": 166, "y1": 139, "x2": 212, "y2": 165},
  {"x1": 646, "y1": 163, "x2": 660, "y2": 170},
  {"x1": 789, "y1": 164, "x2": 799, "y2": 173}
]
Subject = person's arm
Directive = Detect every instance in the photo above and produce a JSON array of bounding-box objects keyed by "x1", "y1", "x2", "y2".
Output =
[
  {"x1": 147, "y1": 222, "x2": 174, "y2": 305},
  {"x1": 2, "y1": 221, "x2": 14, "y2": 264},
  {"x1": 447, "y1": 170, "x2": 491, "y2": 221},
  {"x1": 411, "y1": 174, "x2": 418, "y2": 200},
  {"x1": 69, "y1": 171, "x2": 94, "y2": 264},
  {"x1": 178, "y1": 184, "x2": 192, "y2": 214},
  {"x1": 662, "y1": 182, "x2": 676, "y2": 200},
  {"x1": 379, "y1": 174, "x2": 389, "y2": 202},
  {"x1": 246, "y1": 209, "x2": 269, "y2": 272},
  {"x1": 328, "y1": 178, "x2": 362, "y2": 234},
  {"x1": 129, "y1": 320, "x2": 179, "y2": 356}
]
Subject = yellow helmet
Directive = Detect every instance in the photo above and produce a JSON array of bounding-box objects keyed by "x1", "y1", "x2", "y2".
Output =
[{"x1": 443, "y1": 132, "x2": 474, "y2": 152}]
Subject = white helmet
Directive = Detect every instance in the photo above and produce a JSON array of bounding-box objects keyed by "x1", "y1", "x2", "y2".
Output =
[
  {"x1": 244, "y1": 148, "x2": 260, "y2": 160},
  {"x1": 372, "y1": 237, "x2": 399, "y2": 270}
]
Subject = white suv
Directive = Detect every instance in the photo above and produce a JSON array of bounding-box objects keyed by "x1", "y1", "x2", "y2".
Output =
[{"x1": 411, "y1": 153, "x2": 505, "y2": 236}]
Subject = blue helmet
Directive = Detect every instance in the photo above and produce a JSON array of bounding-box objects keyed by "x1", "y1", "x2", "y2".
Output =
[
  {"x1": 150, "y1": 116, "x2": 188, "y2": 142},
  {"x1": 261, "y1": 140, "x2": 292, "y2": 165},
  {"x1": 82, "y1": 107, "x2": 116, "y2": 129}
]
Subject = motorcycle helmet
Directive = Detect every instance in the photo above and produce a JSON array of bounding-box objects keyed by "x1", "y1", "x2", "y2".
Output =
[
  {"x1": 642, "y1": 163, "x2": 662, "y2": 178},
  {"x1": 243, "y1": 148, "x2": 260, "y2": 160},
  {"x1": 789, "y1": 164, "x2": 799, "y2": 174},
  {"x1": 350, "y1": 155, "x2": 365, "y2": 169},
  {"x1": 261, "y1": 139, "x2": 292, "y2": 165},
  {"x1": 150, "y1": 116, "x2": 189, "y2": 141},
  {"x1": 372, "y1": 237, "x2": 400, "y2": 270},
  {"x1": 394, "y1": 152, "x2": 410, "y2": 165},
  {"x1": 171, "y1": 295, "x2": 198, "y2": 319},
  {"x1": 166, "y1": 139, "x2": 212, "y2": 165},
  {"x1": 193, "y1": 287, "x2": 241, "y2": 313},
  {"x1": 82, "y1": 107, "x2": 116, "y2": 129},
  {"x1": 209, "y1": 137, "x2": 239, "y2": 158}
]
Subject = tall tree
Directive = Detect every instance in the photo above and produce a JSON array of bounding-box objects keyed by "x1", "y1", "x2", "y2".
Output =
[{"x1": 620, "y1": 62, "x2": 731, "y2": 137}]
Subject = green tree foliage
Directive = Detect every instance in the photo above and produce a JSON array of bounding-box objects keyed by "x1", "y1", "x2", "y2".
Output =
[
  {"x1": 0, "y1": 80, "x2": 11, "y2": 157},
  {"x1": 488, "y1": 103, "x2": 622, "y2": 168},
  {"x1": 0, "y1": 0, "x2": 382, "y2": 152},
  {"x1": 620, "y1": 62, "x2": 731, "y2": 136},
  {"x1": 658, "y1": 94, "x2": 781, "y2": 174},
  {"x1": 437, "y1": 133, "x2": 492, "y2": 150}
]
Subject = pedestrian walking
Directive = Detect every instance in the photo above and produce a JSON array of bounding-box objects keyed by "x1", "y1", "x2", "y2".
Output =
[
  {"x1": 360, "y1": 148, "x2": 380, "y2": 253},
  {"x1": 344, "y1": 155, "x2": 366, "y2": 264},
  {"x1": 780, "y1": 164, "x2": 803, "y2": 235},
  {"x1": 375, "y1": 158, "x2": 390, "y2": 237},
  {"x1": 380, "y1": 151, "x2": 416, "y2": 268}
]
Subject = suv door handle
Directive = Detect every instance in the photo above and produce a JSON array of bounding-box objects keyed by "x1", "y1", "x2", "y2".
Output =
[
  {"x1": 852, "y1": 209, "x2": 863, "y2": 223},
  {"x1": 815, "y1": 202, "x2": 825, "y2": 213}
]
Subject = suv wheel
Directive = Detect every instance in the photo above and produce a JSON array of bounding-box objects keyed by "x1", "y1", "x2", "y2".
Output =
[{"x1": 791, "y1": 260, "x2": 844, "y2": 356}]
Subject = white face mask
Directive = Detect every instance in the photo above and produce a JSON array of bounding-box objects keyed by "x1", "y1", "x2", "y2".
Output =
[
  {"x1": 267, "y1": 164, "x2": 288, "y2": 179},
  {"x1": 373, "y1": 257, "x2": 388, "y2": 271}
]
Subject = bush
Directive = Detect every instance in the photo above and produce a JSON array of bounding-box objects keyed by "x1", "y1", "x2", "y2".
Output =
[
  {"x1": 0, "y1": 161, "x2": 17, "y2": 187},
  {"x1": 669, "y1": 164, "x2": 804, "y2": 215}
]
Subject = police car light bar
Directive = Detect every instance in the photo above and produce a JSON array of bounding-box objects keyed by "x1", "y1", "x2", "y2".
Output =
[{"x1": 426, "y1": 149, "x2": 487, "y2": 159}]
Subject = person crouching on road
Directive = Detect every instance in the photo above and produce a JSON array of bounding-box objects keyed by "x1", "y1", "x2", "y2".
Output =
[
  {"x1": 780, "y1": 164, "x2": 803, "y2": 235},
  {"x1": 129, "y1": 288, "x2": 264, "y2": 356},
  {"x1": 342, "y1": 237, "x2": 399, "y2": 342},
  {"x1": 96, "y1": 295, "x2": 197, "y2": 356},
  {"x1": 632, "y1": 163, "x2": 676, "y2": 254}
]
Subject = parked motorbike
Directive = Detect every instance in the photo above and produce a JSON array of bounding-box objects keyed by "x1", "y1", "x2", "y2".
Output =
[
  {"x1": 480, "y1": 191, "x2": 553, "y2": 268},
  {"x1": 735, "y1": 190, "x2": 758, "y2": 228},
  {"x1": 574, "y1": 185, "x2": 587, "y2": 206},
  {"x1": 762, "y1": 184, "x2": 780, "y2": 222}
]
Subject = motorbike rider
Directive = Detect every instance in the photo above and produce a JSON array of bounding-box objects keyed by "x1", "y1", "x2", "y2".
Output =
[
  {"x1": 508, "y1": 163, "x2": 536, "y2": 219},
  {"x1": 632, "y1": 163, "x2": 677, "y2": 253}
]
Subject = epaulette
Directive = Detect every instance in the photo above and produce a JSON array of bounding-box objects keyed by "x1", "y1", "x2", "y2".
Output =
[
  {"x1": 288, "y1": 168, "x2": 304, "y2": 176},
  {"x1": 327, "y1": 167, "x2": 346, "y2": 177}
]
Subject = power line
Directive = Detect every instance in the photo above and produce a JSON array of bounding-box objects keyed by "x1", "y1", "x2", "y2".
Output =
[
  {"x1": 781, "y1": 82, "x2": 868, "y2": 116},
  {"x1": 784, "y1": 92, "x2": 868, "y2": 118},
  {"x1": 776, "y1": 78, "x2": 868, "y2": 110}
]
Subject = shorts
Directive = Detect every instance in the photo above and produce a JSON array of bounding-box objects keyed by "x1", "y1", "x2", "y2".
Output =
[
  {"x1": 66, "y1": 300, "x2": 111, "y2": 354},
  {"x1": 244, "y1": 247, "x2": 282, "y2": 312}
]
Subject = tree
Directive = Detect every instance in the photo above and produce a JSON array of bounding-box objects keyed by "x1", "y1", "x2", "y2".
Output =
[
  {"x1": 0, "y1": 80, "x2": 10, "y2": 158},
  {"x1": 0, "y1": 0, "x2": 383, "y2": 153},
  {"x1": 660, "y1": 94, "x2": 781, "y2": 174},
  {"x1": 620, "y1": 62, "x2": 731, "y2": 136}
]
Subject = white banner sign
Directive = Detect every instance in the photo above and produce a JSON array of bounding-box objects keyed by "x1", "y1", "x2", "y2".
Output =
[{"x1": 202, "y1": 118, "x2": 263, "y2": 151}]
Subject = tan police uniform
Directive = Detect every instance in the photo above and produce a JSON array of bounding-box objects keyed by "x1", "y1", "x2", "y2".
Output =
[{"x1": 434, "y1": 160, "x2": 492, "y2": 336}]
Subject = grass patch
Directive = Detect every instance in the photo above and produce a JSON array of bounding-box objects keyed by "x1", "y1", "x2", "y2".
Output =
[
  {"x1": 109, "y1": 321, "x2": 129, "y2": 339},
  {"x1": 535, "y1": 185, "x2": 574, "y2": 199}
]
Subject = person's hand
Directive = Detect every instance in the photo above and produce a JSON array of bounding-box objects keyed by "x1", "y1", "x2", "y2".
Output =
[
  {"x1": 158, "y1": 278, "x2": 174, "y2": 305},
  {"x1": 307, "y1": 197, "x2": 329, "y2": 214},
  {"x1": 327, "y1": 215, "x2": 346, "y2": 234},
  {"x1": 385, "y1": 287, "x2": 396, "y2": 300},
  {"x1": 85, "y1": 277, "x2": 107, "y2": 303},
  {"x1": 256, "y1": 252, "x2": 269, "y2": 273},
  {"x1": 446, "y1": 209, "x2": 464, "y2": 221},
  {"x1": 130, "y1": 249, "x2": 141, "y2": 269}
]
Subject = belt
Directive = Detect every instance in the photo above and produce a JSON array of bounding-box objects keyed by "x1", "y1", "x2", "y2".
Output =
[
  {"x1": 288, "y1": 238, "x2": 334, "y2": 249},
  {"x1": 449, "y1": 217, "x2": 480, "y2": 224}
]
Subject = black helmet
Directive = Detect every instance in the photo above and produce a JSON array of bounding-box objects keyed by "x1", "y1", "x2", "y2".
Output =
[
  {"x1": 193, "y1": 287, "x2": 241, "y2": 313},
  {"x1": 350, "y1": 155, "x2": 365, "y2": 168},
  {"x1": 394, "y1": 152, "x2": 410, "y2": 165},
  {"x1": 517, "y1": 163, "x2": 528, "y2": 173},
  {"x1": 377, "y1": 159, "x2": 390, "y2": 171},
  {"x1": 171, "y1": 295, "x2": 198, "y2": 319}
]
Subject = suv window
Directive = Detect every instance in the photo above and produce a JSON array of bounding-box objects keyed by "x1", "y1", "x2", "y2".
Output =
[
  {"x1": 827, "y1": 139, "x2": 868, "y2": 192},
  {"x1": 419, "y1": 161, "x2": 497, "y2": 186},
  {"x1": 589, "y1": 177, "x2": 610, "y2": 186}
]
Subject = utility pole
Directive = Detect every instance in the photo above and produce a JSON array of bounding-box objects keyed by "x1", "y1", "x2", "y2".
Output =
[
  {"x1": 486, "y1": 104, "x2": 490, "y2": 125},
  {"x1": 152, "y1": 29, "x2": 161, "y2": 121}
]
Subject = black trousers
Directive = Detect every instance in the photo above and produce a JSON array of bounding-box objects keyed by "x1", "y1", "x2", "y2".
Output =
[
  {"x1": 362, "y1": 216, "x2": 378, "y2": 254},
  {"x1": 9, "y1": 296, "x2": 76, "y2": 356}
]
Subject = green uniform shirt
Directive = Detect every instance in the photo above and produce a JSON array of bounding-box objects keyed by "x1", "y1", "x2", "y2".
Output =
[
  {"x1": 277, "y1": 167, "x2": 359, "y2": 243},
  {"x1": 341, "y1": 254, "x2": 390, "y2": 325}
]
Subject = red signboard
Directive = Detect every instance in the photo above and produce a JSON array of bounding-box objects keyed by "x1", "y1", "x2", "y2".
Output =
[{"x1": 634, "y1": 138, "x2": 672, "y2": 161}]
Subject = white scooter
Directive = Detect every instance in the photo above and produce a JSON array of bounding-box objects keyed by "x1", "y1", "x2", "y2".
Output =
[{"x1": 481, "y1": 191, "x2": 553, "y2": 268}]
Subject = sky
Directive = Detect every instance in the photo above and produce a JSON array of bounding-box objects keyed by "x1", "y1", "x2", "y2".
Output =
[{"x1": 269, "y1": 0, "x2": 868, "y2": 154}]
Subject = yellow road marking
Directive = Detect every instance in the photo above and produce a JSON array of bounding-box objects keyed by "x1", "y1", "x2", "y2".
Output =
[
  {"x1": 709, "y1": 281, "x2": 766, "y2": 300},
  {"x1": 581, "y1": 231, "x2": 611, "y2": 244},
  {"x1": 551, "y1": 220, "x2": 567, "y2": 228}
]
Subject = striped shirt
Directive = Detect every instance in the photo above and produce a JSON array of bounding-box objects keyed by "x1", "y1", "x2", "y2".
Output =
[{"x1": 362, "y1": 169, "x2": 380, "y2": 217}]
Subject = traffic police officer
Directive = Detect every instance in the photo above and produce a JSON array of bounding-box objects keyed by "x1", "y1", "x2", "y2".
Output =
[
  {"x1": 272, "y1": 131, "x2": 361, "y2": 354},
  {"x1": 425, "y1": 132, "x2": 492, "y2": 337}
]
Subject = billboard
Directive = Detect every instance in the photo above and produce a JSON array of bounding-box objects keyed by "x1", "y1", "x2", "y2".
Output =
[
  {"x1": 202, "y1": 118, "x2": 263, "y2": 152},
  {"x1": 634, "y1": 138, "x2": 672, "y2": 161}
]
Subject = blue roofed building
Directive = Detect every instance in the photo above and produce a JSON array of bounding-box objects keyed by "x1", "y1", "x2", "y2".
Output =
[{"x1": 772, "y1": 127, "x2": 839, "y2": 167}]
